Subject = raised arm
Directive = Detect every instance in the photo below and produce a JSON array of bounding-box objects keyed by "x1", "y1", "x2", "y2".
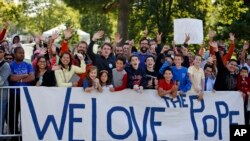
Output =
[
  {"x1": 87, "y1": 31, "x2": 104, "y2": 63},
  {"x1": 49, "y1": 31, "x2": 60, "y2": 56},
  {"x1": 210, "y1": 41, "x2": 227, "y2": 72},
  {"x1": 127, "y1": 40, "x2": 134, "y2": 58},
  {"x1": 142, "y1": 27, "x2": 148, "y2": 38},
  {"x1": 198, "y1": 41, "x2": 205, "y2": 56},
  {"x1": 208, "y1": 30, "x2": 216, "y2": 56},
  {"x1": 60, "y1": 28, "x2": 74, "y2": 54},
  {"x1": 183, "y1": 33, "x2": 190, "y2": 48},
  {"x1": 181, "y1": 47, "x2": 190, "y2": 68},
  {"x1": 113, "y1": 32, "x2": 123, "y2": 53},
  {"x1": 0, "y1": 21, "x2": 9, "y2": 41},
  {"x1": 155, "y1": 32, "x2": 163, "y2": 55},
  {"x1": 240, "y1": 42, "x2": 249, "y2": 65},
  {"x1": 223, "y1": 33, "x2": 235, "y2": 64}
]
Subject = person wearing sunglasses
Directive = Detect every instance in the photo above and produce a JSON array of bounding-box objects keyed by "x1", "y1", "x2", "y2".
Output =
[{"x1": 4, "y1": 53, "x2": 14, "y2": 63}]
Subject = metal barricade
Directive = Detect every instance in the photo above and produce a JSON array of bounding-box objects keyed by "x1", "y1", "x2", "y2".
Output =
[{"x1": 0, "y1": 87, "x2": 22, "y2": 141}]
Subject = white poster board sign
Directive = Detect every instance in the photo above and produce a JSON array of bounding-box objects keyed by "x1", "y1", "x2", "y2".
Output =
[{"x1": 174, "y1": 18, "x2": 203, "y2": 44}]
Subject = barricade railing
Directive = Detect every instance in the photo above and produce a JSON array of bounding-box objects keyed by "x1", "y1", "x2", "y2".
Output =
[{"x1": 0, "y1": 87, "x2": 22, "y2": 141}]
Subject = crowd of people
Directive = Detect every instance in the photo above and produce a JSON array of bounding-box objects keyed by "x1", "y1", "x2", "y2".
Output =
[{"x1": 0, "y1": 20, "x2": 250, "y2": 140}]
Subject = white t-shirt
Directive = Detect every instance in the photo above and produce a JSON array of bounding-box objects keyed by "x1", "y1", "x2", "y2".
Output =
[
  {"x1": 102, "y1": 85, "x2": 113, "y2": 93},
  {"x1": 188, "y1": 66, "x2": 205, "y2": 91}
]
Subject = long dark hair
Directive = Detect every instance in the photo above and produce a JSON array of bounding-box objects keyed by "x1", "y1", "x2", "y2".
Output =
[
  {"x1": 59, "y1": 52, "x2": 72, "y2": 71},
  {"x1": 35, "y1": 56, "x2": 49, "y2": 77},
  {"x1": 99, "y1": 70, "x2": 111, "y2": 86}
]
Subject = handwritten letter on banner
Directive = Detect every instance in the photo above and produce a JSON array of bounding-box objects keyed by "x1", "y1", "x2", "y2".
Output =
[
  {"x1": 174, "y1": 18, "x2": 204, "y2": 44},
  {"x1": 21, "y1": 87, "x2": 244, "y2": 141}
]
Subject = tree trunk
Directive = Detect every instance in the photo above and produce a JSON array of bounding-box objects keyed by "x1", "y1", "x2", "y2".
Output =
[{"x1": 117, "y1": 0, "x2": 129, "y2": 45}]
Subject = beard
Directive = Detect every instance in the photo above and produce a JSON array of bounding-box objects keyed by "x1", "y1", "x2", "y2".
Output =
[
  {"x1": 140, "y1": 47, "x2": 147, "y2": 53},
  {"x1": 78, "y1": 50, "x2": 85, "y2": 55}
]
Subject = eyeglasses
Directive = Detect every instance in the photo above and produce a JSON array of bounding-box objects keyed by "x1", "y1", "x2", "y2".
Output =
[
  {"x1": 38, "y1": 61, "x2": 46, "y2": 63},
  {"x1": 5, "y1": 58, "x2": 13, "y2": 60}
]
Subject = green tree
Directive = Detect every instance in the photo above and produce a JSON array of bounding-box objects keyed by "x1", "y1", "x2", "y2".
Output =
[
  {"x1": 19, "y1": 0, "x2": 81, "y2": 33},
  {"x1": 211, "y1": 0, "x2": 248, "y2": 40},
  {"x1": 63, "y1": 0, "x2": 128, "y2": 42},
  {"x1": 129, "y1": 0, "x2": 212, "y2": 44},
  {"x1": 80, "y1": 13, "x2": 113, "y2": 39},
  {"x1": 0, "y1": 0, "x2": 24, "y2": 34}
]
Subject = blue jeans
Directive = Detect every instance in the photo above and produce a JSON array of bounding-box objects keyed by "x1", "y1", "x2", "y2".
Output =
[{"x1": 0, "y1": 88, "x2": 8, "y2": 134}]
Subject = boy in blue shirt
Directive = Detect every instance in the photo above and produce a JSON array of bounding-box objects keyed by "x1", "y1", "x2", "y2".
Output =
[{"x1": 159, "y1": 54, "x2": 191, "y2": 94}]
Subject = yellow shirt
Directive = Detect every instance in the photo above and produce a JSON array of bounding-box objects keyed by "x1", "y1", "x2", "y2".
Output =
[
  {"x1": 188, "y1": 65, "x2": 205, "y2": 91},
  {"x1": 55, "y1": 60, "x2": 86, "y2": 87}
]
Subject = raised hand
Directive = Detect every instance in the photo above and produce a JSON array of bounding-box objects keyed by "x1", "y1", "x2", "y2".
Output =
[
  {"x1": 114, "y1": 32, "x2": 123, "y2": 44},
  {"x1": 129, "y1": 39, "x2": 135, "y2": 47},
  {"x1": 143, "y1": 27, "x2": 148, "y2": 37},
  {"x1": 172, "y1": 40, "x2": 176, "y2": 48},
  {"x1": 40, "y1": 48, "x2": 47, "y2": 55},
  {"x1": 229, "y1": 33, "x2": 235, "y2": 42},
  {"x1": 4, "y1": 20, "x2": 10, "y2": 28},
  {"x1": 51, "y1": 31, "x2": 60, "y2": 40},
  {"x1": 76, "y1": 53, "x2": 84, "y2": 60},
  {"x1": 92, "y1": 30, "x2": 104, "y2": 41},
  {"x1": 64, "y1": 28, "x2": 74, "y2": 40},
  {"x1": 184, "y1": 33, "x2": 190, "y2": 43},
  {"x1": 243, "y1": 41, "x2": 249, "y2": 50},
  {"x1": 160, "y1": 45, "x2": 168, "y2": 54},
  {"x1": 156, "y1": 32, "x2": 162, "y2": 44}
]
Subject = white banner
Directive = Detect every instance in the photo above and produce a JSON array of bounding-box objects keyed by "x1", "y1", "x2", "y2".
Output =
[
  {"x1": 174, "y1": 18, "x2": 204, "y2": 44},
  {"x1": 21, "y1": 87, "x2": 244, "y2": 141}
]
